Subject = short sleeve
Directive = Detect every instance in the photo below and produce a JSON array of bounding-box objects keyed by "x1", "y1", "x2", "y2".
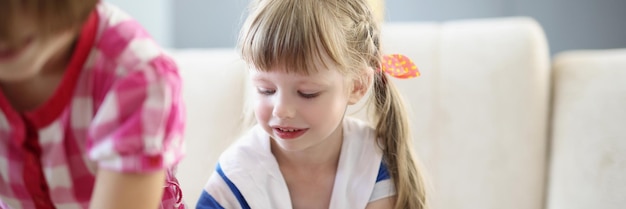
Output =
[
  {"x1": 87, "y1": 55, "x2": 185, "y2": 173},
  {"x1": 369, "y1": 161, "x2": 397, "y2": 202},
  {"x1": 197, "y1": 190, "x2": 226, "y2": 209},
  {"x1": 198, "y1": 163, "x2": 251, "y2": 209}
]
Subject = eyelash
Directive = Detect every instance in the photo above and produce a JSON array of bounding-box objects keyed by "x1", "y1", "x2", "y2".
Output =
[
  {"x1": 257, "y1": 88, "x2": 275, "y2": 95},
  {"x1": 256, "y1": 88, "x2": 319, "y2": 99},
  {"x1": 298, "y1": 92, "x2": 319, "y2": 99}
]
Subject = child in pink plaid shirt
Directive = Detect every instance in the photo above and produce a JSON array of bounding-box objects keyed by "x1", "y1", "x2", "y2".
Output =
[{"x1": 0, "y1": 0, "x2": 185, "y2": 209}]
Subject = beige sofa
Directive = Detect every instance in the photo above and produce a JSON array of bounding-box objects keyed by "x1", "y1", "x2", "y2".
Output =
[
  {"x1": 548, "y1": 49, "x2": 626, "y2": 209},
  {"x1": 170, "y1": 17, "x2": 626, "y2": 209}
]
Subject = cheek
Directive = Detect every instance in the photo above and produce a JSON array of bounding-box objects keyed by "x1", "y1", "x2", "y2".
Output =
[
  {"x1": 307, "y1": 94, "x2": 348, "y2": 120},
  {"x1": 253, "y1": 97, "x2": 272, "y2": 122}
]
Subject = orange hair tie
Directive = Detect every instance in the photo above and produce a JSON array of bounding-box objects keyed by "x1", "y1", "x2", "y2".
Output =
[{"x1": 379, "y1": 54, "x2": 420, "y2": 79}]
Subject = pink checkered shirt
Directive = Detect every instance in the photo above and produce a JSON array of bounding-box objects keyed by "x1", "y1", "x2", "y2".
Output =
[{"x1": 0, "y1": 3, "x2": 185, "y2": 209}]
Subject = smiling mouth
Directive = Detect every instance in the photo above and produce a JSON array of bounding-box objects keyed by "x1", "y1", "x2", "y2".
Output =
[
  {"x1": 273, "y1": 127, "x2": 308, "y2": 139},
  {"x1": 277, "y1": 128, "x2": 301, "y2": 132}
]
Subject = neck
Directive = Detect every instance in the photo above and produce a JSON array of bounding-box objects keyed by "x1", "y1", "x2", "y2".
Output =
[
  {"x1": 272, "y1": 125, "x2": 344, "y2": 172},
  {"x1": 42, "y1": 39, "x2": 76, "y2": 77}
]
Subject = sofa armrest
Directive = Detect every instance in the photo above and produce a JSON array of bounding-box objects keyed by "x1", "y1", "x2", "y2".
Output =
[{"x1": 548, "y1": 49, "x2": 626, "y2": 209}]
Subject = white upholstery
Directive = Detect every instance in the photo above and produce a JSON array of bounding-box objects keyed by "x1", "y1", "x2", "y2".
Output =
[
  {"x1": 172, "y1": 49, "x2": 247, "y2": 207},
  {"x1": 381, "y1": 17, "x2": 551, "y2": 209},
  {"x1": 547, "y1": 49, "x2": 626, "y2": 209},
  {"x1": 169, "y1": 17, "x2": 623, "y2": 209},
  {"x1": 375, "y1": 17, "x2": 552, "y2": 209}
]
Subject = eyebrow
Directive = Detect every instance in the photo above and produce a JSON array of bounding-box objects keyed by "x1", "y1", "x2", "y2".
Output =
[
  {"x1": 250, "y1": 76, "x2": 274, "y2": 85},
  {"x1": 251, "y1": 75, "x2": 330, "y2": 87}
]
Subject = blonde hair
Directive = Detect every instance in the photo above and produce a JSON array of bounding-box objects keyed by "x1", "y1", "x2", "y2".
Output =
[
  {"x1": 0, "y1": 0, "x2": 98, "y2": 46},
  {"x1": 238, "y1": 0, "x2": 428, "y2": 208}
]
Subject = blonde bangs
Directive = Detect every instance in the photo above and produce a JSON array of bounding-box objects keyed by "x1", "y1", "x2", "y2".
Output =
[{"x1": 239, "y1": 0, "x2": 348, "y2": 74}]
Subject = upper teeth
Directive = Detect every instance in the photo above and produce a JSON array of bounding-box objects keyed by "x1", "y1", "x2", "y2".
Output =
[{"x1": 279, "y1": 128, "x2": 297, "y2": 132}]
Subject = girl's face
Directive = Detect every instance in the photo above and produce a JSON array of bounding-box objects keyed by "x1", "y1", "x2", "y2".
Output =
[
  {"x1": 0, "y1": 15, "x2": 76, "y2": 82},
  {"x1": 251, "y1": 63, "x2": 365, "y2": 153}
]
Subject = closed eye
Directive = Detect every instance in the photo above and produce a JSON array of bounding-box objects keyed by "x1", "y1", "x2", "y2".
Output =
[
  {"x1": 298, "y1": 91, "x2": 320, "y2": 99},
  {"x1": 257, "y1": 88, "x2": 275, "y2": 95}
]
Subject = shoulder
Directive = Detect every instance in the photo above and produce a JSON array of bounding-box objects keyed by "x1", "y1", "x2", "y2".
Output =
[
  {"x1": 343, "y1": 117, "x2": 376, "y2": 138},
  {"x1": 87, "y1": 3, "x2": 180, "y2": 105},
  {"x1": 343, "y1": 117, "x2": 379, "y2": 152},
  {"x1": 93, "y1": 2, "x2": 177, "y2": 79},
  {"x1": 199, "y1": 127, "x2": 269, "y2": 209},
  {"x1": 369, "y1": 161, "x2": 396, "y2": 204},
  {"x1": 199, "y1": 167, "x2": 250, "y2": 209},
  {"x1": 217, "y1": 125, "x2": 272, "y2": 173}
]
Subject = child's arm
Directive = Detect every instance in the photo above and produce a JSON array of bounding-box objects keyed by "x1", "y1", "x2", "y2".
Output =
[
  {"x1": 87, "y1": 55, "x2": 185, "y2": 208},
  {"x1": 89, "y1": 169, "x2": 166, "y2": 209}
]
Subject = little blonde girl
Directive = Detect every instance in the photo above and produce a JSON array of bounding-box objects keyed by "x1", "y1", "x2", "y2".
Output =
[{"x1": 197, "y1": 0, "x2": 427, "y2": 208}]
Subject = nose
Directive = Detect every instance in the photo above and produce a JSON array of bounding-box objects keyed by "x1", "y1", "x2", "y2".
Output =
[{"x1": 272, "y1": 95, "x2": 296, "y2": 119}]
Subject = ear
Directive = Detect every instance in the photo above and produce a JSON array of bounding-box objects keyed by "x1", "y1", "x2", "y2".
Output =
[{"x1": 347, "y1": 67, "x2": 373, "y2": 105}]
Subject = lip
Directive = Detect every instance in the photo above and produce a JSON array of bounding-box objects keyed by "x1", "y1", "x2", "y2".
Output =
[
  {"x1": 272, "y1": 126, "x2": 308, "y2": 140},
  {"x1": 0, "y1": 37, "x2": 34, "y2": 61}
]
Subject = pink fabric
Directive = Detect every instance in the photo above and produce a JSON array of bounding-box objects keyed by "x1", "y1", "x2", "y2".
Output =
[{"x1": 0, "y1": 3, "x2": 185, "y2": 209}]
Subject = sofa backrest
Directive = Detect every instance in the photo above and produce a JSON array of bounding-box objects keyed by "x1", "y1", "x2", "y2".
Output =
[{"x1": 379, "y1": 17, "x2": 550, "y2": 209}]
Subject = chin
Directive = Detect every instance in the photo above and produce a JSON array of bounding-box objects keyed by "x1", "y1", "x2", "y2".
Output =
[{"x1": 271, "y1": 138, "x2": 308, "y2": 152}]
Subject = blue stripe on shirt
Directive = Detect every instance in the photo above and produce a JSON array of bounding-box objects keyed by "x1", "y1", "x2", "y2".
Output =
[
  {"x1": 216, "y1": 163, "x2": 251, "y2": 209},
  {"x1": 376, "y1": 161, "x2": 391, "y2": 182},
  {"x1": 196, "y1": 190, "x2": 225, "y2": 209}
]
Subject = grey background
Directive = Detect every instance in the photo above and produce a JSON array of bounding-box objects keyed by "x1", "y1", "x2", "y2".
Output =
[{"x1": 107, "y1": 0, "x2": 626, "y2": 55}]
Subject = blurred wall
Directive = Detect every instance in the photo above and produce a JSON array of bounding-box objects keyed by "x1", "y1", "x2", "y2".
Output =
[
  {"x1": 387, "y1": 0, "x2": 626, "y2": 55},
  {"x1": 512, "y1": 0, "x2": 626, "y2": 55},
  {"x1": 105, "y1": 0, "x2": 174, "y2": 48},
  {"x1": 173, "y1": 0, "x2": 249, "y2": 48},
  {"x1": 107, "y1": 0, "x2": 626, "y2": 55}
]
